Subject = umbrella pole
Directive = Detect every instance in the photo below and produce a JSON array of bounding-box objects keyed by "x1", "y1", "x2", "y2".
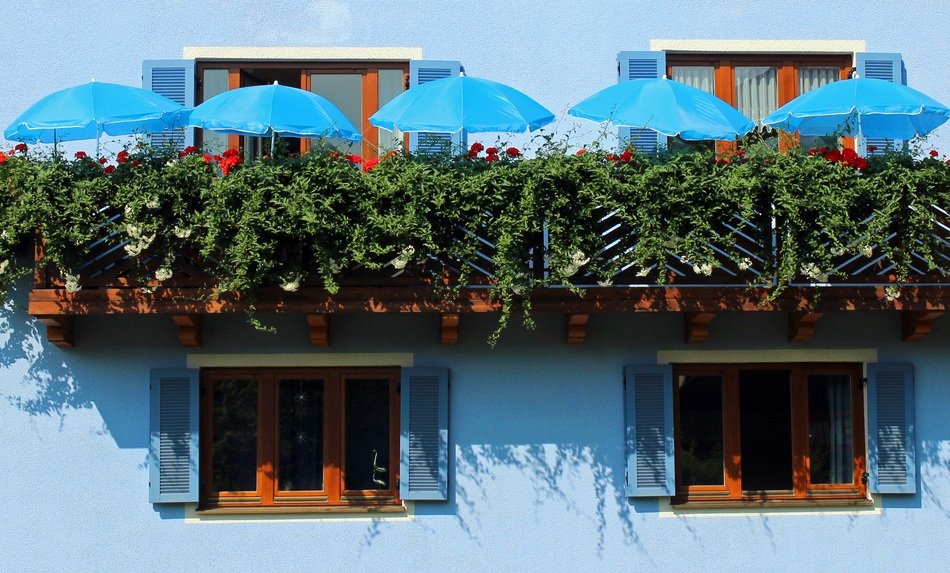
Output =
[
  {"x1": 53, "y1": 129, "x2": 58, "y2": 157},
  {"x1": 271, "y1": 133, "x2": 276, "y2": 157}
]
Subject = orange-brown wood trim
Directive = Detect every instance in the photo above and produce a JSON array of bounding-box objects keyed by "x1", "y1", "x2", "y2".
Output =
[
  {"x1": 901, "y1": 310, "x2": 944, "y2": 342},
  {"x1": 299, "y1": 71, "x2": 312, "y2": 155},
  {"x1": 171, "y1": 314, "x2": 202, "y2": 347},
  {"x1": 34, "y1": 230, "x2": 48, "y2": 289},
  {"x1": 790, "y1": 369, "x2": 808, "y2": 498},
  {"x1": 440, "y1": 313, "x2": 460, "y2": 346},
  {"x1": 36, "y1": 315, "x2": 73, "y2": 348},
  {"x1": 307, "y1": 313, "x2": 331, "y2": 347},
  {"x1": 363, "y1": 69, "x2": 379, "y2": 159},
  {"x1": 227, "y1": 69, "x2": 241, "y2": 151},
  {"x1": 565, "y1": 313, "x2": 589, "y2": 345},
  {"x1": 684, "y1": 312, "x2": 716, "y2": 344},
  {"x1": 788, "y1": 311, "x2": 823, "y2": 343}
]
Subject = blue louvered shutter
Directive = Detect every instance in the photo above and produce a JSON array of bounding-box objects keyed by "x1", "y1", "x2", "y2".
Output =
[
  {"x1": 867, "y1": 362, "x2": 916, "y2": 494},
  {"x1": 618, "y1": 51, "x2": 667, "y2": 154},
  {"x1": 624, "y1": 364, "x2": 675, "y2": 497},
  {"x1": 400, "y1": 367, "x2": 449, "y2": 500},
  {"x1": 409, "y1": 60, "x2": 463, "y2": 154},
  {"x1": 142, "y1": 59, "x2": 196, "y2": 150},
  {"x1": 149, "y1": 368, "x2": 199, "y2": 503},
  {"x1": 856, "y1": 52, "x2": 905, "y2": 155}
]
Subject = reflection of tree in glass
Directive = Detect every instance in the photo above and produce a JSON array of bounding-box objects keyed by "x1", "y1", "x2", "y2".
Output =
[
  {"x1": 212, "y1": 379, "x2": 258, "y2": 491},
  {"x1": 345, "y1": 379, "x2": 390, "y2": 490},
  {"x1": 679, "y1": 375, "x2": 725, "y2": 486},
  {"x1": 278, "y1": 379, "x2": 324, "y2": 491}
]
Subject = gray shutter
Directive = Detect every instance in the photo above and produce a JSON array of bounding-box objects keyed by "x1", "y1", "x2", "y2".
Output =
[
  {"x1": 149, "y1": 368, "x2": 199, "y2": 503},
  {"x1": 400, "y1": 367, "x2": 449, "y2": 500},
  {"x1": 617, "y1": 51, "x2": 667, "y2": 154},
  {"x1": 624, "y1": 364, "x2": 675, "y2": 496},
  {"x1": 409, "y1": 60, "x2": 463, "y2": 154},
  {"x1": 143, "y1": 59, "x2": 196, "y2": 150},
  {"x1": 867, "y1": 362, "x2": 916, "y2": 494},
  {"x1": 856, "y1": 52, "x2": 905, "y2": 155}
]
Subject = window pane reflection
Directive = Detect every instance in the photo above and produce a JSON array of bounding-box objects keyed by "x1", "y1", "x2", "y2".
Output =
[
  {"x1": 201, "y1": 69, "x2": 230, "y2": 155},
  {"x1": 212, "y1": 379, "x2": 258, "y2": 492},
  {"x1": 344, "y1": 378, "x2": 390, "y2": 491},
  {"x1": 310, "y1": 73, "x2": 362, "y2": 155},
  {"x1": 377, "y1": 69, "x2": 404, "y2": 151},
  {"x1": 678, "y1": 375, "x2": 724, "y2": 486},
  {"x1": 278, "y1": 379, "x2": 325, "y2": 491},
  {"x1": 808, "y1": 374, "x2": 854, "y2": 484},
  {"x1": 740, "y1": 370, "x2": 792, "y2": 491}
]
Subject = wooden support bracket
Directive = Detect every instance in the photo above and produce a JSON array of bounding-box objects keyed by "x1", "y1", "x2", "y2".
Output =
[
  {"x1": 788, "y1": 311, "x2": 823, "y2": 343},
  {"x1": 171, "y1": 314, "x2": 202, "y2": 347},
  {"x1": 684, "y1": 312, "x2": 716, "y2": 344},
  {"x1": 902, "y1": 311, "x2": 944, "y2": 342},
  {"x1": 441, "y1": 313, "x2": 460, "y2": 346},
  {"x1": 307, "y1": 313, "x2": 330, "y2": 347},
  {"x1": 37, "y1": 315, "x2": 74, "y2": 348},
  {"x1": 566, "y1": 313, "x2": 589, "y2": 345}
]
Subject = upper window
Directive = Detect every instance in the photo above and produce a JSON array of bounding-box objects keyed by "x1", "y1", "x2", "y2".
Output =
[
  {"x1": 673, "y1": 363, "x2": 866, "y2": 503},
  {"x1": 200, "y1": 367, "x2": 400, "y2": 509}
]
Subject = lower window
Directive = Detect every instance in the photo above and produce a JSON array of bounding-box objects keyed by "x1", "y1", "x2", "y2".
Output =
[
  {"x1": 673, "y1": 363, "x2": 866, "y2": 503},
  {"x1": 200, "y1": 367, "x2": 400, "y2": 508}
]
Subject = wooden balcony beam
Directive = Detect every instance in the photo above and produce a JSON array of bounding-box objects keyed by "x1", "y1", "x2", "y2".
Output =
[
  {"x1": 684, "y1": 312, "x2": 716, "y2": 344},
  {"x1": 36, "y1": 315, "x2": 74, "y2": 348},
  {"x1": 565, "y1": 313, "x2": 589, "y2": 344},
  {"x1": 440, "y1": 313, "x2": 460, "y2": 346},
  {"x1": 171, "y1": 314, "x2": 202, "y2": 347},
  {"x1": 307, "y1": 313, "x2": 330, "y2": 347},
  {"x1": 788, "y1": 311, "x2": 823, "y2": 343},
  {"x1": 902, "y1": 311, "x2": 944, "y2": 342}
]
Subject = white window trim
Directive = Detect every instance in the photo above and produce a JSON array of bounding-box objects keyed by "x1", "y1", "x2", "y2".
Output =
[
  {"x1": 186, "y1": 352, "x2": 413, "y2": 369},
  {"x1": 650, "y1": 39, "x2": 866, "y2": 55},
  {"x1": 182, "y1": 46, "x2": 423, "y2": 61}
]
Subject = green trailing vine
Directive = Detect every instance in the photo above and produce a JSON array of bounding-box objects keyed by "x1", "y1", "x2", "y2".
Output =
[{"x1": 0, "y1": 140, "x2": 946, "y2": 341}]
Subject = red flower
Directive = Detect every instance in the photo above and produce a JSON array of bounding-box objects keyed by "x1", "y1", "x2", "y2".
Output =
[
  {"x1": 470, "y1": 142, "x2": 485, "y2": 153},
  {"x1": 116, "y1": 150, "x2": 130, "y2": 163},
  {"x1": 74, "y1": 151, "x2": 88, "y2": 159},
  {"x1": 178, "y1": 146, "x2": 198, "y2": 158},
  {"x1": 362, "y1": 157, "x2": 380, "y2": 172},
  {"x1": 466, "y1": 149, "x2": 479, "y2": 159},
  {"x1": 606, "y1": 153, "x2": 617, "y2": 161},
  {"x1": 619, "y1": 150, "x2": 633, "y2": 162},
  {"x1": 485, "y1": 154, "x2": 499, "y2": 163},
  {"x1": 930, "y1": 150, "x2": 939, "y2": 158},
  {"x1": 866, "y1": 145, "x2": 877, "y2": 153},
  {"x1": 346, "y1": 154, "x2": 362, "y2": 164},
  {"x1": 132, "y1": 161, "x2": 142, "y2": 168},
  {"x1": 576, "y1": 148, "x2": 587, "y2": 156},
  {"x1": 736, "y1": 149, "x2": 746, "y2": 159},
  {"x1": 104, "y1": 165, "x2": 116, "y2": 174},
  {"x1": 0, "y1": 152, "x2": 7, "y2": 164},
  {"x1": 853, "y1": 157, "x2": 868, "y2": 171},
  {"x1": 98, "y1": 157, "x2": 108, "y2": 164},
  {"x1": 485, "y1": 147, "x2": 498, "y2": 155},
  {"x1": 384, "y1": 150, "x2": 398, "y2": 160},
  {"x1": 14, "y1": 143, "x2": 27, "y2": 153},
  {"x1": 505, "y1": 147, "x2": 520, "y2": 157},
  {"x1": 329, "y1": 151, "x2": 340, "y2": 159},
  {"x1": 221, "y1": 148, "x2": 240, "y2": 159}
]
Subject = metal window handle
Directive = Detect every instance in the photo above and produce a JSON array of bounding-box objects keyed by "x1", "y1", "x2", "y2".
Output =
[{"x1": 371, "y1": 449, "x2": 388, "y2": 488}]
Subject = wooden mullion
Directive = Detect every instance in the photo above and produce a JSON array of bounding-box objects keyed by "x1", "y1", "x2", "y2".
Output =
[
  {"x1": 199, "y1": 376, "x2": 213, "y2": 503},
  {"x1": 723, "y1": 367, "x2": 742, "y2": 499},
  {"x1": 390, "y1": 375, "x2": 400, "y2": 501},
  {"x1": 851, "y1": 366, "x2": 868, "y2": 497},
  {"x1": 791, "y1": 370, "x2": 809, "y2": 498},
  {"x1": 325, "y1": 372, "x2": 343, "y2": 504},
  {"x1": 364, "y1": 69, "x2": 379, "y2": 160},
  {"x1": 227, "y1": 69, "x2": 241, "y2": 151},
  {"x1": 259, "y1": 374, "x2": 276, "y2": 505},
  {"x1": 714, "y1": 62, "x2": 736, "y2": 157},
  {"x1": 299, "y1": 71, "x2": 312, "y2": 156}
]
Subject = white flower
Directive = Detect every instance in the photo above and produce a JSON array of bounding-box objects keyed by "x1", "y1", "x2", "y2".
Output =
[
  {"x1": 885, "y1": 285, "x2": 901, "y2": 302},
  {"x1": 328, "y1": 258, "x2": 342, "y2": 274},
  {"x1": 831, "y1": 246, "x2": 846, "y2": 257},
  {"x1": 561, "y1": 263, "x2": 580, "y2": 277},
  {"x1": 140, "y1": 286, "x2": 157, "y2": 294},
  {"x1": 737, "y1": 257, "x2": 752, "y2": 271},
  {"x1": 390, "y1": 246, "x2": 415, "y2": 270},
  {"x1": 145, "y1": 196, "x2": 160, "y2": 209},
  {"x1": 597, "y1": 278, "x2": 613, "y2": 287},
  {"x1": 0, "y1": 260, "x2": 9, "y2": 275},
  {"x1": 124, "y1": 243, "x2": 143, "y2": 257},
  {"x1": 154, "y1": 267, "x2": 173, "y2": 282},
  {"x1": 125, "y1": 224, "x2": 141, "y2": 239},
  {"x1": 64, "y1": 273, "x2": 81, "y2": 293},
  {"x1": 860, "y1": 244, "x2": 874, "y2": 258},
  {"x1": 663, "y1": 237, "x2": 682, "y2": 249},
  {"x1": 280, "y1": 277, "x2": 301, "y2": 292},
  {"x1": 124, "y1": 205, "x2": 133, "y2": 217},
  {"x1": 636, "y1": 267, "x2": 651, "y2": 277},
  {"x1": 173, "y1": 226, "x2": 192, "y2": 239},
  {"x1": 692, "y1": 263, "x2": 713, "y2": 276},
  {"x1": 570, "y1": 249, "x2": 590, "y2": 266},
  {"x1": 0, "y1": 230, "x2": 7, "y2": 240},
  {"x1": 511, "y1": 284, "x2": 527, "y2": 296}
]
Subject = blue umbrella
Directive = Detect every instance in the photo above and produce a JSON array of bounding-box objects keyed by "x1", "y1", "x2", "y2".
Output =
[
  {"x1": 187, "y1": 82, "x2": 361, "y2": 154},
  {"x1": 569, "y1": 78, "x2": 755, "y2": 141},
  {"x1": 763, "y1": 77, "x2": 950, "y2": 139},
  {"x1": 369, "y1": 74, "x2": 554, "y2": 133},
  {"x1": 3, "y1": 81, "x2": 188, "y2": 152}
]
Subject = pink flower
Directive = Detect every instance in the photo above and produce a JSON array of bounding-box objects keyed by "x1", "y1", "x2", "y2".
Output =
[{"x1": 576, "y1": 148, "x2": 587, "y2": 156}]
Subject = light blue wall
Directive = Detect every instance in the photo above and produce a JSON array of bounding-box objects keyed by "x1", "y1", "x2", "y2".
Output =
[
  {"x1": 2, "y1": 1, "x2": 949, "y2": 152},
  {"x1": 1, "y1": 271, "x2": 949, "y2": 571}
]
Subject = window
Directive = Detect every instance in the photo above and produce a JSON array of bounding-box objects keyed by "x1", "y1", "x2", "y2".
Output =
[
  {"x1": 199, "y1": 367, "x2": 400, "y2": 508},
  {"x1": 673, "y1": 363, "x2": 866, "y2": 503},
  {"x1": 195, "y1": 60, "x2": 408, "y2": 159}
]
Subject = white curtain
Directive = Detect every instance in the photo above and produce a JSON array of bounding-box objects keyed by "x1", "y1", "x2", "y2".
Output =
[
  {"x1": 671, "y1": 66, "x2": 715, "y2": 94},
  {"x1": 799, "y1": 67, "x2": 839, "y2": 94},
  {"x1": 735, "y1": 66, "x2": 777, "y2": 124}
]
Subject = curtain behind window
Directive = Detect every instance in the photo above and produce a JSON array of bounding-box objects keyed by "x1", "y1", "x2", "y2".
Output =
[
  {"x1": 671, "y1": 66, "x2": 715, "y2": 94},
  {"x1": 735, "y1": 66, "x2": 777, "y2": 125}
]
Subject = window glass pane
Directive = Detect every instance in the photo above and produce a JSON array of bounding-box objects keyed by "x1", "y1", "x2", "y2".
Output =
[
  {"x1": 808, "y1": 374, "x2": 854, "y2": 484},
  {"x1": 310, "y1": 73, "x2": 362, "y2": 155},
  {"x1": 739, "y1": 370, "x2": 792, "y2": 491},
  {"x1": 202, "y1": 69, "x2": 230, "y2": 155},
  {"x1": 798, "y1": 67, "x2": 840, "y2": 150},
  {"x1": 278, "y1": 379, "x2": 325, "y2": 491},
  {"x1": 344, "y1": 378, "x2": 391, "y2": 491},
  {"x1": 377, "y1": 69, "x2": 404, "y2": 152},
  {"x1": 678, "y1": 375, "x2": 724, "y2": 486},
  {"x1": 671, "y1": 66, "x2": 715, "y2": 94},
  {"x1": 735, "y1": 66, "x2": 778, "y2": 125},
  {"x1": 212, "y1": 379, "x2": 258, "y2": 492}
]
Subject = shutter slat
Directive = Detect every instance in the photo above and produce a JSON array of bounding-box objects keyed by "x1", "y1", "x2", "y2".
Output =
[
  {"x1": 408, "y1": 60, "x2": 463, "y2": 154},
  {"x1": 867, "y1": 363, "x2": 916, "y2": 494},
  {"x1": 856, "y1": 52, "x2": 905, "y2": 155},
  {"x1": 400, "y1": 367, "x2": 449, "y2": 500},
  {"x1": 617, "y1": 51, "x2": 667, "y2": 155},
  {"x1": 624, "y1": 364, "x2": 675, "y2": 497},
  {"x1": 149, "y1": 368, "x2": 199, "y2": 503},
  {"x1": 142, "y1": 59, "x2": 195, "y2": 150}
]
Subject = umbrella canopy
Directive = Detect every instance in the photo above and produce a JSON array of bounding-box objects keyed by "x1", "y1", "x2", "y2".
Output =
[
  {"x1": 568, "y1": 78, "x2": 755, "y2": 141},
  {"x1": 186, "y1": 83, "x2": 361, "y2": 141},
  {"x1": 762, "y1": 77, "x2": 950, "y2": 139},
  {"x1": 3, "y1": 81, "x2": 188, "y2": 143},
  {"x1": 369, "y1": 75, "x2": 555, "y2": 133}
]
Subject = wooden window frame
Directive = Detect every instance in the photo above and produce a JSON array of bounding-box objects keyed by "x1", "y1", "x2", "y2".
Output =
[
  {"x1": 666, "y1": 53, "x2": 853, "y2": 153},
  {"x1": 672, "y1": 362, "x2": 867, "y2": 505},
  {"x1": 194, "y1": 60, "x2": 410, "y2": 160},
  {"x1": 199, "y1": 366, "x2": 401, "y2": 509}
]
